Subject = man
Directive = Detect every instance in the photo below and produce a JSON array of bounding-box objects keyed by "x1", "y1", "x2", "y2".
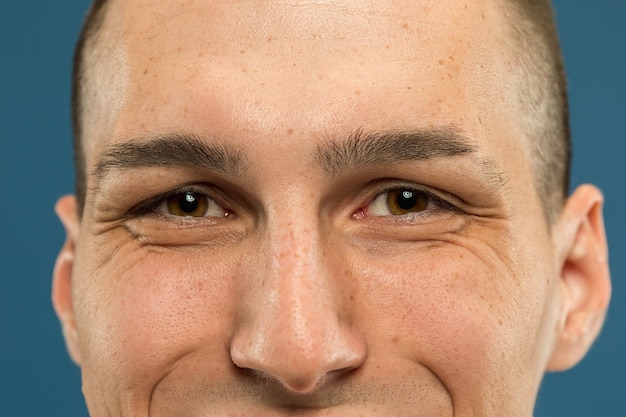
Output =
[{"x1": 52, "y1": 0, "x2": 611, "y2": 415}]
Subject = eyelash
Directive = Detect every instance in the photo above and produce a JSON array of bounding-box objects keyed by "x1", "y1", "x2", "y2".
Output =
[
  {"x1": 362, "y1": 183, "x2": 462, "y2": 218},
  {"x1": 127, "y1": 184, "x2": 224, "y2": 218},
  {"x1": 126, "y1": 182, "x2": 460, "y2": 223}
]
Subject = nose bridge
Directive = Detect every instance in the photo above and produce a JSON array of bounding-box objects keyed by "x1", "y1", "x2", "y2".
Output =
[
  {"x1": 259, "y1": 202, "x2": 339, "y2": 357},
  {"x1": 270, "y1": 214, "x2": 331, "y2": 342},
  {"x1": 261, "y1": 183, "x2": 338, "y2": 326},
  {"x1": 230, "y1": 199, "x2": 366, "y2": 393}
]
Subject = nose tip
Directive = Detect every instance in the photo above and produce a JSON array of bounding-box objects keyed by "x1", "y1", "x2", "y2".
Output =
[{"x1": 230, "y1": 318, "x2": 367, "y2": 393}]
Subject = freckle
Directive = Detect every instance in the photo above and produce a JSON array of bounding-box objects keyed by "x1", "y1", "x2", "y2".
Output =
[
  {"x1": 392, "y1": 336, "x2": 399, "y2": 344},
  {"x1": 447, "y1": 73, "x2": 453, "y2": 79},
  {"x1": 402, "y1": 22, "x2": 409, "y2": 29},
  {"x1": 407, "y1": 86, "x2": 412, "y2": 90},
  {"x1": 267, "y1": 36, "x2": 273, "y2": 42},
  {"x1": 143, "y1": 68, "x2": 148, "y2": 75},
  {"x1": 385, "y1": 44, "x2": 390, "y2": 49},
  {"x1": 260, "y1": 82, "x2": 266, "y2": 86},
  {"x1": 354, "y1": 90, "x2": 362, "y2": 95},
  {"x1": 499, "y1": 320, "x2": 503, "y2": 326},
  {"x1": 478, "y1": 116, "x2": 483, "y2": 124},
  {"x1": 449, "y1": 55, "x2": 455, "y2": 61},
  {"x1": 292, "y1": 63, "x2": 297, "y2": 67},
  {"x1": 287, "y1": 128, "x2": 294, "y2": 135},
  {"x1": 481, "y1": 14, "x2": 485, "y2": 20},
  {"x1": 197, "y1": 52, "x2": 203, "y2": 58},
  {"x1": 438, "y1": 59, "x2": 445, "y2": 65},
  {"x1": 240, "y1": 50, "x2": 245, "y2": 54}
]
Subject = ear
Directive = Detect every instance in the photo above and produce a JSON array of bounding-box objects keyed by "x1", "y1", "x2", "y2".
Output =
[
  {"x1": 547, "y1": 184, "x2": 611, "y2": 371},
  {"x1": 52, "y1": 195, "x2": 82, "y2": 365}
]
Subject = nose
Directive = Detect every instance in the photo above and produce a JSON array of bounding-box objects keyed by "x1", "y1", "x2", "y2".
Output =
[{"x1": 230, "y1": 220, "x2": 367, "y2": 394}]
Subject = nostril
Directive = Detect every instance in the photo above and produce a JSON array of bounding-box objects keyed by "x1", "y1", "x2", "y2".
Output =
[
  {"x1": 233, "y1": 363, "x2": 330, "y2": 394},
  {"x1": 279, "y1": 372, "x2": 326, "y2": 394},
  {"x1": 230, "y1": 325, "x2": 367, "y2": 395},
  {"x1": 230, "y1": 338, "x2": 323, "y2": 392}
]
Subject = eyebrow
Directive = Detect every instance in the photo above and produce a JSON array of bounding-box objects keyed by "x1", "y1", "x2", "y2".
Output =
[
  {"x1": 93, "y1": 133, "x2": 246, "y2": 185},
  {"x1": 316, "y1": 126, "x2": 478, "y2": 175},
  {"x1": 92, "y1": 127, "x2": 505, "y2": 192}
]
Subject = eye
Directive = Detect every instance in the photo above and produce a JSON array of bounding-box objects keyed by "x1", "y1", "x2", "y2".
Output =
[
  {"x1": 365, "y1": 186, "x2": 456, "y2": 217},
  {"x1": 151, "y1": 190, "x2": 230, "y2": 218}
]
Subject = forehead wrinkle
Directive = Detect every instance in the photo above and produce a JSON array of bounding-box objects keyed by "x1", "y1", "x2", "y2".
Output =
[{"x1": 90, "y1": 133, "x2": 248, "y2": 193}]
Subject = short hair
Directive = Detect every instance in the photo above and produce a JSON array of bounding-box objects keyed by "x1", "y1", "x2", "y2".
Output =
[
  {"x1": 71, "y1": 0, "x2": 109, "y2": 215},
  {"x1": 501, "y1": 0, "x2": 571, "y2": 224},
  {"x1": 71, "y1": 0, "x2": 571, "y2": 222}
]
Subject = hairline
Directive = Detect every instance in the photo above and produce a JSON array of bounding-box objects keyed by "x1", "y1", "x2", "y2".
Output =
[{"x1": 499, "y1": 0, "x2": 571, "y2": 225}]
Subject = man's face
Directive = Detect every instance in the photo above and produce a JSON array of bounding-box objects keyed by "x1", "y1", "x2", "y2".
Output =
[{"x1": 54, "y1": 0, "x2": 597, "y2": 415}]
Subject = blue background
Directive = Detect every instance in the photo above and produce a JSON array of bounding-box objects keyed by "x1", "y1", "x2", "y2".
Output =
[{"x1": 1, "y1": 1, "x2": 624, "y2": 415}]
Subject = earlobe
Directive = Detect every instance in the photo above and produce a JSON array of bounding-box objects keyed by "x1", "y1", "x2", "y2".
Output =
[
  {"x1": 547, "y1": 185, "x2": 611, "y2": 371},
  {"x1": 52, "y1": 195, "x2": 82, "y2": 365}
]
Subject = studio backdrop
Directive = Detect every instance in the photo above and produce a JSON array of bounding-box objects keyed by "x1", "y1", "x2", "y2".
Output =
[{"x1": 1, "y1": 1, "x2": 624, "y2": 415}]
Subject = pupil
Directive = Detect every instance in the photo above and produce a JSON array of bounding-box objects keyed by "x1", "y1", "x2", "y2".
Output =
[
  {"x1": 397, "y1": 190, "x2": 417, "y2": 210},
  {"x1": 179, "y1": 193, "x2": 199, "y2": 213}
]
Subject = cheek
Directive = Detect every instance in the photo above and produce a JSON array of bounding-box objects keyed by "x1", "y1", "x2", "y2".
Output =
[
  {"x1": 73, "y1": 240, "x2": 237, "y2": 391},
  {"x1": 354, "y1": 240, "x2": 553, "y2": 398}
]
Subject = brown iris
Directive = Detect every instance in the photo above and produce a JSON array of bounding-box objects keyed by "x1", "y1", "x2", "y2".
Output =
[
  {"x1": 386, "y1": 189, "x2": 428, "y2": 215},
  {"x1": 166, "y1": 192, "x2": 209, "y2": 217}
]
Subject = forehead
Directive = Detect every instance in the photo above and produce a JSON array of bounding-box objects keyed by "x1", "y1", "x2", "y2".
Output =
[
  {"x1": 114, "y1": 0, "x2": 500, "y2": 46},
  {"x1": 90, "y1": 0, "x2": 523, "y2": 168}
]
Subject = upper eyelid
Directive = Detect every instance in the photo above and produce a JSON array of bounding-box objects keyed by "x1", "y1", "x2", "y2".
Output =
[
  {"x1": 126, "y1": 181, "x2": 460, "y2": 218},
  {"x1": 128, "y1": 184, "x2": 220, "y2": 216},
  {"x1": 368, "y1": 183, "x2": 462, "y2": 214}
]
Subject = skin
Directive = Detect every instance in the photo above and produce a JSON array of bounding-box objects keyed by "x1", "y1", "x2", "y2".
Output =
[{"x1": 53, "y1": 0, "x2": 611, "y2": 416}]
